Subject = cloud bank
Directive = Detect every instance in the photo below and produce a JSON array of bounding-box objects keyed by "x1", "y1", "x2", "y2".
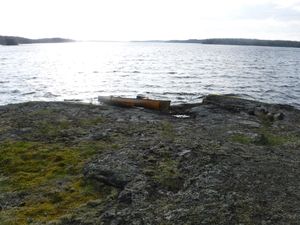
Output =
[{"x1": 1, "y1": 0, "x2": 300, "y2": 41}]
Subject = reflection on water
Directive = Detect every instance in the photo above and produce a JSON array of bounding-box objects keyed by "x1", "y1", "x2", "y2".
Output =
[{"x1": 0, "y1": 42, "x2": 299, "y2": 108}]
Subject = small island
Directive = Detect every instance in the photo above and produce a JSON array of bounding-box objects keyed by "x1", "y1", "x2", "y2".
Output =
[{"x1": 0, "y1": 35, "x2": 74, "y2": 46}]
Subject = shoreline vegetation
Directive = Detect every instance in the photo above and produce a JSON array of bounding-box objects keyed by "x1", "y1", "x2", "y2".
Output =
[
  {"x1": 0, "y1": 95, "x2": 299, "y2": 224},
  {"x1": 0, "y1": 36, "x2": 74, "y2": 46},
  {"x1": 138, "y1": 38, "x2": 300, "y2": 48},
  {"x1": 1, "y1": 35, "x2": 300, "y2": 48}
]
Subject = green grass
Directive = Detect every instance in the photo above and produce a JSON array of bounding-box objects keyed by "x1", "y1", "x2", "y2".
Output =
[
  {"x1": 152, "y1": 159, "x2": 182, "y2": 192},
  {"x1": 230, "y1": 129, "x2": 300, "y2": 147},
  {"x1": 230, "y1": 134, "x2": 252, "y2": 145},
  {"x1": 0, "y1": 141, "x2": 114, "y2": 224},
  {"x1": 160, "y1": 121, "x2": 176, "y2": 141},
  {"x1": 78, "y1": 117, "x2": 104, "y2": 127}
]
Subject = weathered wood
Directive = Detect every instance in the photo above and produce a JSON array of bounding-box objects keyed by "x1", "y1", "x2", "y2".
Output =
[{"x1": 98, "y1": 96, "x2": 171, "y2": 112}]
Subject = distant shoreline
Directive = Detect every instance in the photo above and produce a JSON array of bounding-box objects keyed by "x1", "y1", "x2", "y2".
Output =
[
  {"x1": 0, "y1": 35, "x2": 74, "y2": 46},
  {"x1": 135, "y1": 38, "x2": 300, "y2": 48},
  {"x1": 2, "y1": 36, "x2": 300, "y2": 48}
]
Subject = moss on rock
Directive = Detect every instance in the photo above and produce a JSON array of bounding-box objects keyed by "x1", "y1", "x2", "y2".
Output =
[{"x1": 0, "y1": 141, "x2": 112, "y2": 224}]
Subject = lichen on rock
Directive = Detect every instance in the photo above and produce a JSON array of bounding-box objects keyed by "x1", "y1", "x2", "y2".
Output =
[{"x1": 0, "y1": 96, "x2": 299, "y2": 224}]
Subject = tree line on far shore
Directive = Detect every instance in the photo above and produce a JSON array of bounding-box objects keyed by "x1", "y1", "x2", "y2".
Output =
[
  {"x1": 168, "y1": 38, "x2": 300, "y2": 48},
  {"x1": 0, "y1": 36, "x2": 74, "y2": 46},
  {"x1": 2, "y1": 36, "x2": 300, "y2": 48}
]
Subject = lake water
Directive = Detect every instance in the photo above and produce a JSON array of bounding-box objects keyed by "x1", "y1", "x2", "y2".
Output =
[{"x1": 0, "y1": 42, "x2": 299, "y2": 108}]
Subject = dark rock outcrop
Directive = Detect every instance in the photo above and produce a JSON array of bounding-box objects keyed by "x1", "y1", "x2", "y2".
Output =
[{"x1": 84, "y1": 152, "x2": 140, "y2": 189}]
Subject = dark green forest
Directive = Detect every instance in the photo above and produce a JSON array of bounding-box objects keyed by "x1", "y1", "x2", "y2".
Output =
[
  {"x1": 168, "y1": 38, "x2": 300, "y2": 48},
  {"x1": 0, "y1": 36, "x2": 73, "y2": 45}
]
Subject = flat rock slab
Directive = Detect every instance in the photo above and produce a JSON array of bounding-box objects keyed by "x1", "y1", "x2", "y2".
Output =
[
  {"x1": 0, "y1": 95, "x2": 299, "y2": 225},
  {"x1": 84, "y1": 151, "x2": 139, "y2": 189}
]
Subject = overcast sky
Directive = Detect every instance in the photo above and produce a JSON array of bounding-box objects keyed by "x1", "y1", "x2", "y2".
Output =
[{"x1": 1, "y1": 0, "x2": 300, "y2": 41}]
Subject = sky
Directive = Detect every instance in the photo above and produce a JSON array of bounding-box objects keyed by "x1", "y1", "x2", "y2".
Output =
[{"x1": 1, "y1": 0, "x2": 300, "y2": 41}]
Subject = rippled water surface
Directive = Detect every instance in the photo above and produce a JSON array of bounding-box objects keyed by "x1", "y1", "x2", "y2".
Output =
[{"x1": 0, "y1": 42, "x2": 299, "y2": 107}]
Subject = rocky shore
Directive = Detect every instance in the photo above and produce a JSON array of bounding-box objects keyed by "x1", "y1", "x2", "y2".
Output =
[{"x1": 0, "y1": 95, "x2": 299, "y2": 225}]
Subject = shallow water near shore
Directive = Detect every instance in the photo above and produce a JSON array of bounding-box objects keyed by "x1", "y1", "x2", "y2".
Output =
[{"x1": 0, "y1": 42, "x2": 299, "y2": 108}]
